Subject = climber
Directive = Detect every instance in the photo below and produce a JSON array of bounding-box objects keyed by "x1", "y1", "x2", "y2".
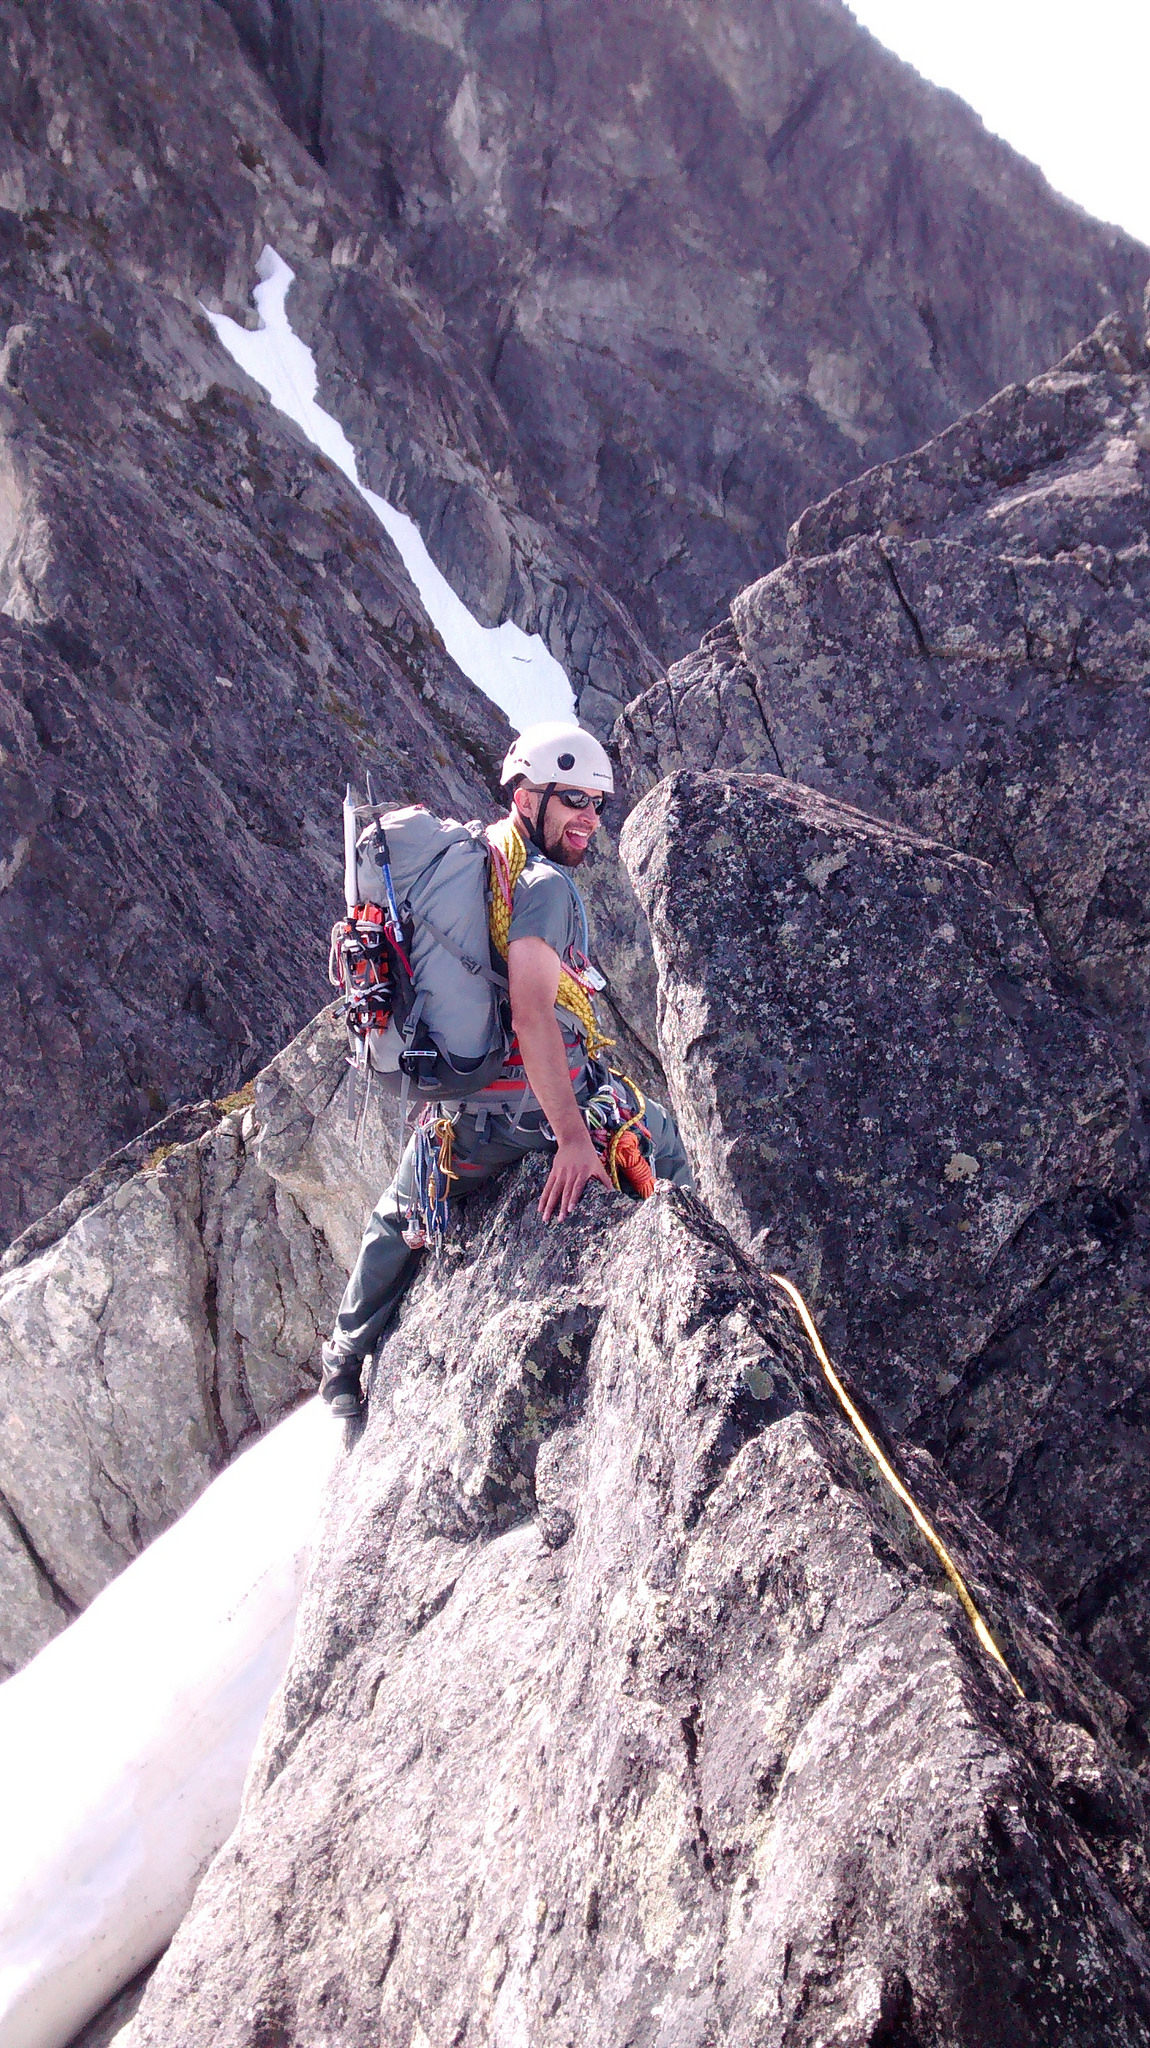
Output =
[{"x1": 320, "y1": 721, "x2": 693, "y2": 1417}]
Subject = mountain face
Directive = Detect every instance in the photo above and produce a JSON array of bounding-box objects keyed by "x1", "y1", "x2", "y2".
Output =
[
  {"x1": 1, "y1": 0, "x2": 1146, "y2": 1246},
  {"x1": 114, "y1": 865, "x2": 1150, "y2": 2044},
  {"x1": 219, "y1": 0, "x2": 1149, "y2": 660},
  {"x1": 14, "y1": 618, "x2": 1150, "y2": 2040},
  {"x1": 620, "y1": 312, "x2": 1150, "y2": 1716},
  {"x1": 4, "y1": 9, "x2": 1150, "y2": 2038},
  {"x1": 621, "y1": 315, "x2": 1150, "y2": 1078}
]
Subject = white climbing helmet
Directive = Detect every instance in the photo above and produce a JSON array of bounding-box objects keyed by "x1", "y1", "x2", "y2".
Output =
[{"x1": 500, "y1": 720, "x2": 615, "y2": 794}]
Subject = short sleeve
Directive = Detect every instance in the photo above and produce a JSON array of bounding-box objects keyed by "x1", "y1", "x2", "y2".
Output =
[{"x1": 507, "y1": 861, "x2": 577, "y2": 959}]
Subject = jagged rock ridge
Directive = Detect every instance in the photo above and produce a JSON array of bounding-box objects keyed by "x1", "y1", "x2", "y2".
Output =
[
  {"x1": 2, "y1": 0, "x2": 1147, "y2": 1240},
  {"x1": 619, "y1": 314, "x2": 1150, "y2": 1718},
  {"x1": 221, "y1": 0, "x2": 1149, "y2": 659},
  {"x1": 620, "y1": 315, "x2": 1150, "y2": 1063},
  {"x1": 0, "y1": 10, "x2": 1147, "y2": 2035},
  {"x1": 19, "y1": 740, "x2": 1150, "y2": 2045}
]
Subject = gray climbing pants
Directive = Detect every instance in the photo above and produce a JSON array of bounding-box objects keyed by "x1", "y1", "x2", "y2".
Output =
[{"x1": 326, "y1": 1096, "x2": 692, "y2": 1367}]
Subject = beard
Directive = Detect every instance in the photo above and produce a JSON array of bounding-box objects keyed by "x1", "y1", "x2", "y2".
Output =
[{"x1": 543, "y1": 810, "x2": 592, "y2": 867}]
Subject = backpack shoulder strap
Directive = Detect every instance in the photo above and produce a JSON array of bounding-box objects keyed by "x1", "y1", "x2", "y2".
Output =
[{"x1": 417, "y1": 910, "x2": 508, "y2": 990}]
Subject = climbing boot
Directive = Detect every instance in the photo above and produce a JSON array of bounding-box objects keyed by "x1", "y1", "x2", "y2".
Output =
[{"x1": 321, "y1": 1342, "x2": 364, "y2": 1419}]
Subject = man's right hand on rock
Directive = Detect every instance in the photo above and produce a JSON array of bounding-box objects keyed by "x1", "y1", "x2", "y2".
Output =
[{"x1": 538, "y1": 1130, "x2": 613, "y2": 1224}]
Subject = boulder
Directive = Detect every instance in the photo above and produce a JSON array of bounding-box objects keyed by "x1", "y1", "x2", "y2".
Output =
[
  {"x1": 622, "y1": 770, "x2": 1150, "y2": 1716},
  {"x1": 618, "y1": 318, "x2": 1150, "y2": 1066},
  {"x1": 121, "y1": 1164, "x2": 1150, "y2": 2046}
]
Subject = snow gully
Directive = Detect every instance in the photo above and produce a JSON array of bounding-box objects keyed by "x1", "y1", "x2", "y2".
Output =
[{"x1": 204, "y1": 247, "x2": 576, "y2": 734}]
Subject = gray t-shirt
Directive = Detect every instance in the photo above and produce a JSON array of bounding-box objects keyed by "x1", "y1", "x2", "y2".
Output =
[{"x1": 473, "y1": 849, "x2": 595, "y2": 1116}]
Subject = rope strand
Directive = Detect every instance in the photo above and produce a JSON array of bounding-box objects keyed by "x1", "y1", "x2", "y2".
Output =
[{"x1": 770, "y1": 1273, "x2": 1023, "y2": 1696}]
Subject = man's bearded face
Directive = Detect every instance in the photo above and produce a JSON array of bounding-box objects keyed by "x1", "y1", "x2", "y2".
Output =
[{"x1": 518, "y1": 787, "x2": 602, "y2": 867}]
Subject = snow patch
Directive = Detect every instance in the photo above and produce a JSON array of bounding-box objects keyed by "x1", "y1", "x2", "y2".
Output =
[
  {"x1": 205, "y1": 248, "x2": 576, "y2": 732},
  {"x1": 0, "y1": 1398, "x2": 342, "y2": 2048}
]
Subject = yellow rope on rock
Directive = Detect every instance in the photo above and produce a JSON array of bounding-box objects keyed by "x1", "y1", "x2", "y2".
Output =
[
  {"x1": 769, "y1": 1272, "x2": 1024, "y2": 1697},
  {"x1": 485, "y1": 814, "x2": 614, "y2": 1058}
]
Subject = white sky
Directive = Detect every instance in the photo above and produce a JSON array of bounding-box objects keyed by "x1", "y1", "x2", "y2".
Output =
[{"x1": 847, "y1": 0, "x2": 1150, "y2": 247}]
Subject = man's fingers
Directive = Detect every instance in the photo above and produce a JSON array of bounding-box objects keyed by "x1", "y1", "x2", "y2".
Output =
[
  {"x1": 568, "y1": 1162, "x2": 610, "y2": 1217},
  {"x1": 538, "y1": 1148, "x2": 615, "y2": 1222},
  {"x1": 560, "y1": 1159, "x2": 613, "y2": 1220},
  {"x1": 539, "y1": 1159, "x2": 575, "y2": 1221}
]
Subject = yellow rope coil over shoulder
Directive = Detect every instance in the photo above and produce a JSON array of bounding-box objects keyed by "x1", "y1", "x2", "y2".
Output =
[
  {"x1": 485, "y1": 815, "x2": 613, "y2": 1058},
  {"x1": 770, "y1": 1273, "x2": 1024, "y2": 1697}
]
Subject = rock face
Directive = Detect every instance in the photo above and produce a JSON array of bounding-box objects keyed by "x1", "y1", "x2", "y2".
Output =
[
  {"x1": 1, "y1": 0, "x2": 655, "y2": 723},
  {"x1": 622, "y1": 771, "x2": 1150, "y2": 1718},
  {"x1": 618, "y1": 317, "x2": 1150, "y2": 1071},
  {"x1": 223, "y1": 0, "x2": 1149, "y2": 662},
  {"x1": 122, "y1": 1165, "x2": 1150, "y2": 2047},
  {"x1": 0, "y1": 1004, "x2": 397, "y2": 1678},
  {"x1": 615, "y1": 316, "x2": 1150, "y2": 1721},
  {"x1": 6, "y1": 10, "x2": 1150, "y2": 2031}
]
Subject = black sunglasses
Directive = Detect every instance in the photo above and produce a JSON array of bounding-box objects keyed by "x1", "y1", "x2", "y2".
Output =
[{"x1": 548, "y1": 786, "x2": 609, "y2": 814}]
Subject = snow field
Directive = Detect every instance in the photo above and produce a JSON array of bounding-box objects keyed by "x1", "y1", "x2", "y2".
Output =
[
  {"x1": 205, "y1": 248, "x2": 577, "y2": 733},
  {"x1": 0, "y1": 1398, "x2": 342, "y2": 2048}
]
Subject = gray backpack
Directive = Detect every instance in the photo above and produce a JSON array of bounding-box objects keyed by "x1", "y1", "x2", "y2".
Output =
[{"x1": 328, "y1": 794, "x2": 511, "y2": 1103}]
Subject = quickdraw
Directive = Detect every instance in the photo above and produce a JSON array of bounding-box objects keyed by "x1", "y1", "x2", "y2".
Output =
[{"x1": 402, "y1": 1109, "x2": 459, "y2": 1252}]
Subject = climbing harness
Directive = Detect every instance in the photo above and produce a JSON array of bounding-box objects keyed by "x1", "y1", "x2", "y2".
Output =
[
  {"x1": 403, "y1": 1109, "x2": 459, "y2": 1253},
  {"x1": 485, "y1": 815, "x2": 614, "y2": 1059},
  {"x1": 769, "y1": 1273, "x2": 1024, "y2": 1698},
  {"x1": 584, "y1": 1068, "x2": 656, "y2": 1198}
]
